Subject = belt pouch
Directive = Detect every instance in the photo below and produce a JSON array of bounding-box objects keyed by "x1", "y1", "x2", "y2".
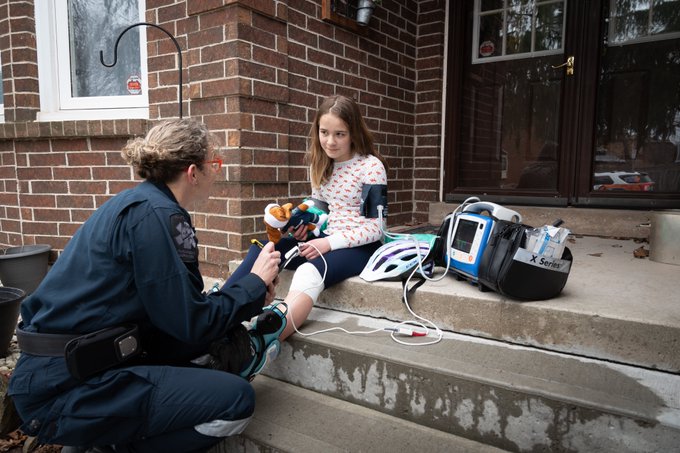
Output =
[{"x1": 64, "y1": 325, "x2": 140, "y2": 380}]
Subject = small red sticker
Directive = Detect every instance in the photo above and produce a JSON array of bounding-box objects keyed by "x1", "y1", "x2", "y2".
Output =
[
  {"x1": 127, "y1": 75, "x2": 142, "y2": 95},
  {"x1": 479, "y1": 40, "x2": 495, "y2": 57}
]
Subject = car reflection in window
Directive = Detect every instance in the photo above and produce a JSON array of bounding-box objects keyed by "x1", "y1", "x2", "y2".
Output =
[{"x1": 593, "y1": 171, "x2": 655, "y2": 192}]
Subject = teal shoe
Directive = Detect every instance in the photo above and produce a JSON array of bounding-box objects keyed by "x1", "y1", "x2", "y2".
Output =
[{"x1": 239, "y1": 301, "x2": 288, "y2": 381}]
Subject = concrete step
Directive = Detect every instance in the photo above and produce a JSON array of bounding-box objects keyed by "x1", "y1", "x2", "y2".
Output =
[
  {"x1": 270, "y1": 235, "x2": 680, "y2": 373},
  {"x1": 428, "y1": 203, "x2": 655, "y2": 239},
  {"x1": 261, "y1": 308, "x2": 680, "y2": 452},
  {"x1": 211, "y1": 375, "x2": 508, "y2": 453}
]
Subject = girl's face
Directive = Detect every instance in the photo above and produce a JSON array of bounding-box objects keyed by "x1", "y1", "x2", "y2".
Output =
[{"x1": 319, "y1": 113, "x2": 352, "y2": 162}]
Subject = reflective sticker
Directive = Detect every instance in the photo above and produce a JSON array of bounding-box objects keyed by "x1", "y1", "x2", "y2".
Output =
[
  {"x1": 194, "y1": 417, "x2": 251, "y2": 437},
  {"x1": 513, "y1": 248, "x2": 571, "y2": 274},
  {"x1": 170, "y1": 214, "x2": 198, "y2": 262}
]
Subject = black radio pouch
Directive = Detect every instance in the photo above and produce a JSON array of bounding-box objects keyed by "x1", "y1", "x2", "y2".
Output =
[
  {"x1": 64, "y1": 324, "x2": 141, "y2": 380},
  {"x1": 477, "y1": 220, "x2": 573, "y2": 300}
]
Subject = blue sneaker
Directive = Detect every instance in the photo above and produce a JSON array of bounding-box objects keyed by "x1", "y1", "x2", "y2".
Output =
[{"x1": 239, "y1": 301, "x2": 288, "y2": 381}]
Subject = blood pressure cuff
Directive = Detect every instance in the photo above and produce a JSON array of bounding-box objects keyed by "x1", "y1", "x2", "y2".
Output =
[{"x1": 360, "y1": 184, "x2": 387, "y2": 218}]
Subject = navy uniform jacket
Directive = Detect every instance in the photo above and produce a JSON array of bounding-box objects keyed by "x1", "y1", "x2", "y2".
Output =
[
  {"x1": 21, "y1": 180, "x2": 265, "y2": 340},
  {"x1": 10, "y1": 180, "x2": 266, "y2": 437}
]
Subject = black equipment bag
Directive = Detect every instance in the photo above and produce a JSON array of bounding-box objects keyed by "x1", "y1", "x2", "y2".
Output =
[{"x1": 477, "y1": 220, "x2": 573, "y2": 300}]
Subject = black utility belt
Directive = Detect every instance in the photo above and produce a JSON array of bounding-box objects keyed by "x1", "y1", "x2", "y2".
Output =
[{"x1": 16, "y1": 323, "x2": 141, "y2": 380}]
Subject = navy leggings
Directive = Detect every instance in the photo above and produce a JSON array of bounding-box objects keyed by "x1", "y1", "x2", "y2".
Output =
[{"x1": 225, "y1": 235, "x2": 381, "y2": 289}]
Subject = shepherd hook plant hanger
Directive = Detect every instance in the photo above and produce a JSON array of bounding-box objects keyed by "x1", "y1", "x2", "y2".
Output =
[{"x1": 100, "y1": 22, "x2": 183, "y2": 118}]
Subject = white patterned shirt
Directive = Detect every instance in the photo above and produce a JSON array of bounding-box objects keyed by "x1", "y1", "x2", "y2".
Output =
[{"x1": 311, "y1": 154, "x2": 387, "y2": 250}]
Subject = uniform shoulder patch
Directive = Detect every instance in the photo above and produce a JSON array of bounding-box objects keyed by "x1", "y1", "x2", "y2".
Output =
[{"x1": 170, "y1": 213, "x2": 198, "y2": 262}]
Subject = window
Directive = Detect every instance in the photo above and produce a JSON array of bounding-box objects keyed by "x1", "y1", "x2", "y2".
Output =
[
  {"x1": 473, "y1": 0, "x2": 566, "y2": 64},
  {"x1": 35, "y1": 0, "x2": 148, "y2": 121},
  {"x1": 609, "y1": 0, "x2": 680, "y2": 46}
]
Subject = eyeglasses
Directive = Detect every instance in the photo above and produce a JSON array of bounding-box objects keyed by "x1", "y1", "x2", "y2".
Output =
[{"x1": 203, "y1": 158, "x2": 223, "y2": 171}]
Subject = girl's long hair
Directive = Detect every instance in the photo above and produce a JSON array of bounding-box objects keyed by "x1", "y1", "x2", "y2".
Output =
[{"x1": 307, "y1": 95, "x2": 387, "y2": 188}]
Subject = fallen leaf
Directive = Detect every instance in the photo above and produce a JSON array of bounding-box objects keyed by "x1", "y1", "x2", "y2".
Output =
[
  {"x1": 633, "y1": 246, "x2": 649, "y2": 258},
  {"x1": 0, "y1": 429, "x2": 26, "y2": 452},
  {"x1": 588, "y1": 253, "x2": 603, "y2": 257}
]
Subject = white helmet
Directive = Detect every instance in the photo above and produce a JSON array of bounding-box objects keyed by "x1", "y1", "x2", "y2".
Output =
[{"x1": 360, "y1": 239, "x2": 433, "y2": 282}]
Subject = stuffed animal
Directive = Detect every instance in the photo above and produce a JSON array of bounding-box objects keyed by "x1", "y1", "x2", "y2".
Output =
[{"x1": 263, "y1": 200, "x2": 328, "y2": 244}]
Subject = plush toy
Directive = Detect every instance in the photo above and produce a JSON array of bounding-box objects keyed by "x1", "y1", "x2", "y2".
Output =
[{"x1": 263, "y1": 199, "x2": 328, "y2": 244}]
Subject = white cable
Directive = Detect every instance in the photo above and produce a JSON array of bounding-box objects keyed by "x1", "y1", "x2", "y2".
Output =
[
  {"x1": 370, "y1": 196, "x2": 481, "y2": 345},
  {"x1": 283, "y1": 242, "x2": 386, "y2": 337}
]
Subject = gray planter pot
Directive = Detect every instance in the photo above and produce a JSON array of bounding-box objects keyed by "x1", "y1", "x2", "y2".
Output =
[
  {"x1": 356, "y1": 0, "x2": 376, "y2": 26},
  {"x1": 0, "y1": 286, "x2": 24, "y2": 357},
  {"x1": 0, "y1": 244, "x2": 52, "y2": 295}
]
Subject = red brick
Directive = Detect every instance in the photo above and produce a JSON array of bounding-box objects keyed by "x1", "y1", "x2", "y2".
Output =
[
  {"x1": 92, "y1": 167, "x2": 132, "y2": 181},
  {"x1": 30, "y1": 180, "x2": 67, "y2": 194},
  {"x1": 68, "y1": 181, "x2": 106, "y2": 194},
  {"x1": 67, "y1": 152, "x2": 107, "y2": 166},
  {"x1": 205, "y1": 77, "x2": 251, "y2": 98},
  {"x1": 56, "y1": 195, "x2": 94, "y2": 209},
  {"x1": 22, "y1": 221, "x2": 58, "y2": 236},
  {"x1": 16, "y1": 167, "x2": 52, "y2": 180}
]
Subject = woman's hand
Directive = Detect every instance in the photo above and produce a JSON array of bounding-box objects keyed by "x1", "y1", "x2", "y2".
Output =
[
  {"x1": 251, "y1": 241, "x2": 280, "y2": 286},
  {"x1": 265, "y1": 276, "x2": 279, "y2": 305},
  {"x1": 299, "y1": 238, "x2": 330, "y2": 260}
]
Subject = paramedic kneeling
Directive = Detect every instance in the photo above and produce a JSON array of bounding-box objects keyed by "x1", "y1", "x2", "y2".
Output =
[{"x1": 8, "y1": 119, "x2": 280, "y2": 453}]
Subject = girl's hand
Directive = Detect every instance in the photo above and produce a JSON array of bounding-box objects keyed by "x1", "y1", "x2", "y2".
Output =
[
  {"x1": 288, "y1": 224, "x2": 308, "y2": 241},
  {"x1": 251, "y1": 241, "x2": 280, "y2": 286},
  {"x1": 299, "y1": 238, "x2": 330, "y2": 260}
]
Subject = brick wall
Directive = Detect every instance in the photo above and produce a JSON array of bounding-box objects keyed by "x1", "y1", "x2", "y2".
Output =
[{"x1": 0, "y1": 0, "x2": 447, "y2": 279}]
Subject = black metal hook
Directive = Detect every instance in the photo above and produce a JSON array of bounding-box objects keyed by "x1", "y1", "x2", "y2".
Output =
[{"x1": 100, "y1": 22, "x2": 183, "y2": 118}]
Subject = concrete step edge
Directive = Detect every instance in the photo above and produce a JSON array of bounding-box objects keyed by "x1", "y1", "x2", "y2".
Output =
[
  {"x1": 261, "y1": 308, "x2": 680, "y2": 452},
  {"x1": 211, "y1": 375, "x2": 508, "y2": 453}
]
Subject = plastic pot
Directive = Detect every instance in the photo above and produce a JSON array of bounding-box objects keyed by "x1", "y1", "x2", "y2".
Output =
[
  {"x1": 0, "y1": 244, "x2": 52, "y2": 295},
  {"x1": 0, "y1": 287, "x2": 24, "y2": 357}
]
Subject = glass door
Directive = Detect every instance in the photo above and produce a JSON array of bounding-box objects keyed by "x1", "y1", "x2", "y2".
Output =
[
  {"x1": 444, "y1": 0, "x2": 680, "y2": 208},
  {"x1": 581, "y1": 0, "x2": 680, "y2": 206}
]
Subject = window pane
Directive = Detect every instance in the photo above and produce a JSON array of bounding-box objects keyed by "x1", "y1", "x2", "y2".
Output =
[
  {"x1": 507, "y1": 0, "x2": 532, "y2": 9},
  {"x1": 506, "y1": 4, "x2": 533, "y2": 55},
  {"x1": 479, "y1": 13, "x2": 503, "y2": 58},
  {"x1": 651, "y1": 0, "x2": 680, "y2": 35},
  {"x1": 535, "y1": 2, "x2": 564, "y2": 51},
  {"x1": 68, "y1": 0, "x2": 141, "y2": 98},
  {"x1": 458, "y1": 55, "x2": 563, "y2": 190},
  {"x1": 481, "y1": 0, "x2": 504, "y2": 12},
  {"x1": 611, "y1": 0, "x2": 650, "y2": 42}
]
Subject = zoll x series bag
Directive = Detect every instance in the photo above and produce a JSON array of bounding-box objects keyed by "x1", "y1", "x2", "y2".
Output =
[{"x1": 476, "y1": 220, "x2": 573, "y2": 300}]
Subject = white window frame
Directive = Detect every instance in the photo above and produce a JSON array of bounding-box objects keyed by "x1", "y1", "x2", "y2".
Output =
[
  {"x1": 472, "y1": 0, "x2": 567, "y2": 64},
  {"x1": 35, "y1": 0, "x2": 148, "y2": 121},
  {"x1": 608, "y1": 0, "x2": 680, "y2": 46}
]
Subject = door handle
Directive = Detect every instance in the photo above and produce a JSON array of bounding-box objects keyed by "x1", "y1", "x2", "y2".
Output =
[{"x1": 551, "y1": 56, "x2": 574, "y2": 75}]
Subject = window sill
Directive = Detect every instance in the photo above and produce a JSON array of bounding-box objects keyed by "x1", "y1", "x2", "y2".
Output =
[{"x1": 0, "y1": 118, "x2": 149, "y2": 140}]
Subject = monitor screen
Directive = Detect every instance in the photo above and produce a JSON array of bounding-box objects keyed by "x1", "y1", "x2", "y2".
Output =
[{"x1": 453, "y1": 218, "x2": 479, "y2": 253}]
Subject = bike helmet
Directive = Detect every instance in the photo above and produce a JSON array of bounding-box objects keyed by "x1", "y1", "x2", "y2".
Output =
[{"x1": 360, "y1": 239, "x2": 433, "y2": 282}]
